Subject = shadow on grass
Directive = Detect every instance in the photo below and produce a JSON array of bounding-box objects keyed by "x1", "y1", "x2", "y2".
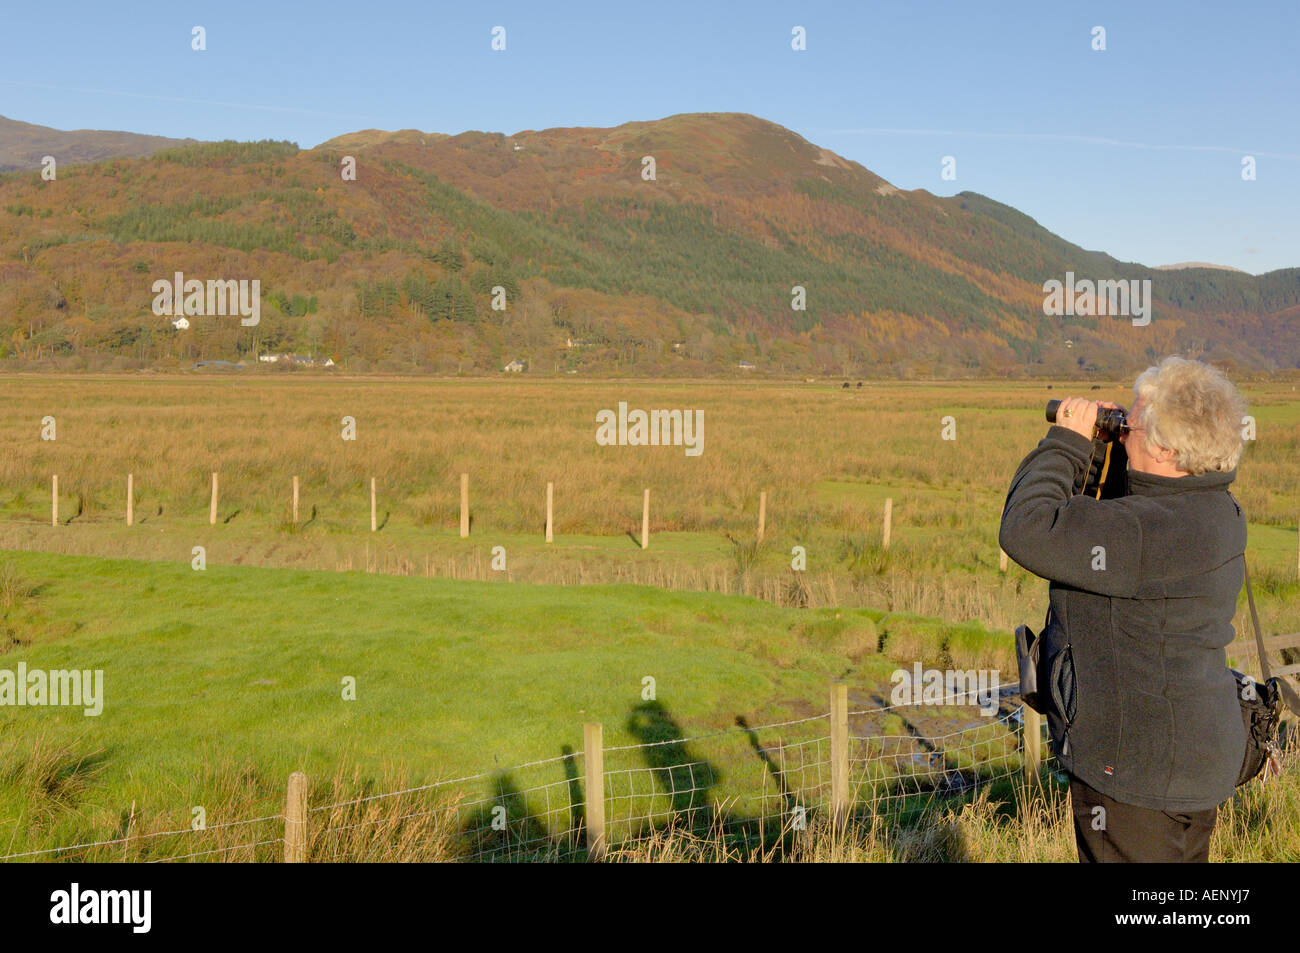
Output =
[
  {"x1": 452, "y1": 701, "x2": 727, "y2": 860},
  {"x1": 447, "y1": 693, "x2": 1058, "y2": 862},
  {"x1": 736, "y1": 714, "x2": 796, "y2": 816},
  {"x1": 625, "y1": 700, "x2": 721, "y2": 835},
  {"x1": 457, "y1": 771, "x2": 568, "y2": 862}
]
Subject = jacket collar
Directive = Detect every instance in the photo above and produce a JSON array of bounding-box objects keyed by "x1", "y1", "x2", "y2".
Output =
[{"x1": 1127, "y1": 466, "x2": 1236, "y2": 496}]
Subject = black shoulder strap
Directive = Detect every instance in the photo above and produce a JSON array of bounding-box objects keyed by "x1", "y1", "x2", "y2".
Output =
[
  {"x1": 1244, "y1": 559, "x2": 1300, "y2": 715},
  {"x1": 1243, "y1": 560, "x2": 1272, "y2": 682}
]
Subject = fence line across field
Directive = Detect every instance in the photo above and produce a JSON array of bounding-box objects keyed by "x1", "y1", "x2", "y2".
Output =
[
  {"x1": 32, "y1": 474, "x2": 1063, "y2": 581},
  {"x1": 29, "y1": 471, "x2": 1300, "y2": 585},
  {"x1": 27, "y1": 473, "x2": 1300, "y2": 695},
  {"x1": 0, "y1": 681, "x2": 1054, "y2": 864},
  {"x1": 37, "y1": 474, "x2": 892, "y2": 550}
]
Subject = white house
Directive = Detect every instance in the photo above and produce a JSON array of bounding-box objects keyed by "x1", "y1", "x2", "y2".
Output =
[
  {"x1": 171, "y1": 317, "x2": 190, "y2": 330},
  {"x1": 504, "y1": 358, "x2": 525, "y2": 373}
]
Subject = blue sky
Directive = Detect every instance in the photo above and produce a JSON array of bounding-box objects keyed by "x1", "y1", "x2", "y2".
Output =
[{"x1": 2, "y1": 0, "x2": 1296, "y2": 273}]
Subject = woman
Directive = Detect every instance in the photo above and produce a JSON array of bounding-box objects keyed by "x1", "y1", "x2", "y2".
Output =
[{"x1": 999, "y1": 356, "x2": 1249, "y2": 862}]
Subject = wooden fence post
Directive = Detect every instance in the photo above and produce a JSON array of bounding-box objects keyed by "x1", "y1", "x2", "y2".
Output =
[
  {"x1": 51, "y1": 475, "x2": 58, "y2": 527},
  {"x1": 830, "y1": 682, "x2": 849, "y2": 831},
  {"x1": 882, "y1": 498, "x2": 892, "y2": 550},
  {"x1": 584, "y1": 722, "x2": 606, "y2": 861},
  {"x1": 460, "y1": 473, "x2": 470, "y2": 538},
  {"x1": 546, "y1": 481, "x2": 554, "y2": 543},
  {"x1": 284, "y1": 771, "x2": 308, "y2": 863},
  {"x1": 1023, "y1": 707, "x2": 1042, "y2": 785},
  {"x1": 641, "y1": 489, "x2": 650, "y2": 550},
  {"x1": 126, "y1": 473, "x2": 133, "y2": 527},
  {"x1": 292, "y1": 476, "x2": 299, "y2": 525},
  {"x1": 209, "y1": 472, "x2": 218, "y2": 525},
  {"x1": 370, "y1": 477, "x2": 377, "y2": 532},
  {"x1": 758, "y1": 491, "x2": 767, "y2": 544}
]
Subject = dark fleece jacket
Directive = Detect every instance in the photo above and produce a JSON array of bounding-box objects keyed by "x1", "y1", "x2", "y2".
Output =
[{"x1": 999, "y1": 425, "x2": 1246, "y2": 812}]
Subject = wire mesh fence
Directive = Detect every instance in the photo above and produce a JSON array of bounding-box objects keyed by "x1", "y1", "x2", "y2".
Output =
[{"x1": 0, "y1": 685, "x2": 1063, "y2": 862}]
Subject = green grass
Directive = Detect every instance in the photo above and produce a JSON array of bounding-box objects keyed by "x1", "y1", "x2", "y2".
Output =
[
  {"x1": 0, "y1": 547, "x2": 1027, "y2": 858},
  {"x1": 0, "y1": 548, "x2": 819, "y2": 767}
]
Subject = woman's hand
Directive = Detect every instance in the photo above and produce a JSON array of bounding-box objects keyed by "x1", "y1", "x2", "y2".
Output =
[{"x1": 1054, "y1": 397, "x2": 1098, "y2": 440}]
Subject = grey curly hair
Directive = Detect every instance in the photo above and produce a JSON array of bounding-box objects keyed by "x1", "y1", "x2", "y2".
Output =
[{"x1": 1132, "y1": 356, "x2": 1247, "y2": 474}]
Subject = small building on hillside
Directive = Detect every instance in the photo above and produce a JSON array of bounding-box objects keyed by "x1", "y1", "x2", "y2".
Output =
[
  {"x1": 737, "y1": 360, "x2": 756, "y2": 371},
  {"x1": 503, "y1": 358, "x2": 526, "y2": 373},
  {"x1": 171, "y1": 317, "x2": 190, "y2": 330}
]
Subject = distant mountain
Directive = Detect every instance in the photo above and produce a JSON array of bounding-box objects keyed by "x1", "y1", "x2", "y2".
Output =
[
  {"x1": 1154, "y1": 261, "x2": 1248, "y2": 273},
  {"x1": 0, "y1": 115, "x2": 198, "y2": 172},
  {"x1": 317, "y1": 129, "x2": 451, "y2": 150},
  {"x1": 0, "y1": 111, "x2": 1295, "y2": 375}
]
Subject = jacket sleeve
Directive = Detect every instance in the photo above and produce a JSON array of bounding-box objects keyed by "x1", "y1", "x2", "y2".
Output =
[{"x1": 998, "y1": 425, "x2": 1143, "y2": 597}]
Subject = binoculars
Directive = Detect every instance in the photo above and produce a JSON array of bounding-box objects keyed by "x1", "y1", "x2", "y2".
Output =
[{"x1": 1045, "y1": 399, "x2": 1130, "y2": 443}]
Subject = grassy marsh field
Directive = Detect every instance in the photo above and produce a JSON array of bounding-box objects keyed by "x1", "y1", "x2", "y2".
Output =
[
  {"x1": 1, "y1": 374, "x2": 1297, "y2": 861},
  {"x1": 2, "y1": 375, "x2": 1297, "y2": 635},
  {"x1": 0, "y1": 548, "x2": 1024, "y2": 860}
]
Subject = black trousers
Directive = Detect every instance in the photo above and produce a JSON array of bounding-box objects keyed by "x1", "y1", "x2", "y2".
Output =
[{"x1": 1068, "y1": 775, "x2": 1217, "y2": 863}]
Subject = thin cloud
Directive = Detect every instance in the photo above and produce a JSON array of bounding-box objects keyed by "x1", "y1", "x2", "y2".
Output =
[{"x1": 813, "y1": 126, "x2": 1300, "y2": 161}]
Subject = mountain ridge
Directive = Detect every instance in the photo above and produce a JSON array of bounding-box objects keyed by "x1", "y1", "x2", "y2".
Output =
[
  {"x1": 0, "y1": 111, "x2": 1295, "y2": 376},
  {"x1": 0, "y1": 114, "x2": 199, "y2": 172}
]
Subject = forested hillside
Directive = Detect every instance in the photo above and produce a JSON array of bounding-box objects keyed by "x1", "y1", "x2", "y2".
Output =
[{"x1": 1, "y1": 112, "x2": 1296, "y2": 376}]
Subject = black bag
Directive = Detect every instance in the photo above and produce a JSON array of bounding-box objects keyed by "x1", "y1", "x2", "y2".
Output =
[
  {"x1": 1233, "y1": 668, "x2": 1283, "y2": 786},
  {"x1": 1235, "y1": 561, "x2": 1297, "y2": 786},
  {"x1": 1016, "y1": 623, "x2": 1044, "y2": 715}
]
